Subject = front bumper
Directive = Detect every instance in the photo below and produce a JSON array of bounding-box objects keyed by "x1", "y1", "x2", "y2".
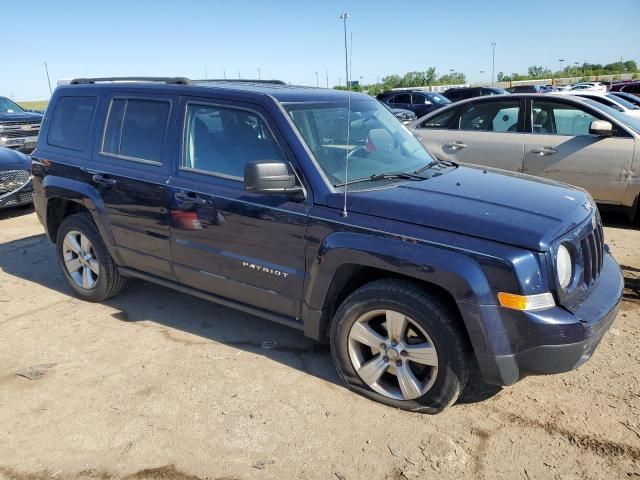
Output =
[
  {"x1": 0, "y1": 175, "x2": 33, "y2": 209},
  {"x1": 467, "y1": 252, "x2": 623, "y2": 386},
  {"x1": 0, "y1": 136, "x2": 38, "y2": 153}
]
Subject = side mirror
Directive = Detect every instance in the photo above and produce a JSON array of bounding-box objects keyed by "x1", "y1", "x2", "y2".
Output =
[
  {"x1": 244, "y1": 161, "x2": 303, "y2": 195},
  {"x1": 589, "y1": 120, "x2": 614, "y2": 137}
]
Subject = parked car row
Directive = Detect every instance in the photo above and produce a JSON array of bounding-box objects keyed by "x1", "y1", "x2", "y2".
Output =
[{"x1": 409, "y1": 93, "x2": 640, "y2": 221}]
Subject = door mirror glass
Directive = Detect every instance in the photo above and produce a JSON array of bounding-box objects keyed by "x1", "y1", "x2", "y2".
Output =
[
  {"x1": 589, "y1": 120, "x2": 613, "y2": 137},
  {"x1": 244, "y1": 161, "x2": 303, "y2": 195}
]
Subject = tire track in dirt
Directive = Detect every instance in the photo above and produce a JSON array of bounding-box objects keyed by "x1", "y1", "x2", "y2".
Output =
[{"x1": 0, "y1": 465, "x2": 238, "y2": 480}]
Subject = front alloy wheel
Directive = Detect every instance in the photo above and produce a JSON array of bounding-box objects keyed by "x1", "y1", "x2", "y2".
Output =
[{"x1": 348, "y1": 309, "x2": 438, "y2": 400}]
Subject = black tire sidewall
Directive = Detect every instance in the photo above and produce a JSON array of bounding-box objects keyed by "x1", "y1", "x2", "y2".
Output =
[
  {"x1": 56, "y1": 213, "x2": 114, "y2": 302},
  {"x1": 330, "y1": 282, "x2": 468, "y2": 413}
]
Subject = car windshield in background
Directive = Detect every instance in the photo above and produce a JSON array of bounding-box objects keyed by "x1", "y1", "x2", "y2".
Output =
[
  {"x1": 488, "y1": 88, "x2": 509, "y2": 95},
  {"x1": 606, "y1": 94, "x2": 640, "y2": 110},
  {"x1": 0, "y1": 97, "x2": 24, "y2": 113},
  {"x1": 427, "y1": 93, "x2": 450, "y2": 105},
  {"x1": 582, "y1": 99, "x2": 640, "y2": 134},
  {"x1": 284, "y1": 99, "x2": 434, "y2": 188}
]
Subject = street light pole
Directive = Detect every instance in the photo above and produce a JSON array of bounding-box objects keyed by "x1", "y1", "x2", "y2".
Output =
[
  {"x1": 491, "y1": 42, "x2": 496, "y2": 86},
  {"x1": 257, "y1": 68, "x2": 261, "y2": 80},
  {"x1": 325, "y1": 70, "x2": 329, "y2": 88},
  {"x1": 44, "y1": 62, "x2": 52, "y2": 96},
  {"x1": 480, "y1": 70, "x2": 485, "y2": 85},
  {"x1": 315, "y1": 71, "x2": 319, "y2": 88},
  {"x1": 340, "y1": 13, "x2": 349, "y2": 89}
]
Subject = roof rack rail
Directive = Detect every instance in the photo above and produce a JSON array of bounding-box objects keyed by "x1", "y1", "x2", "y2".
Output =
[
  {"x1": 193, "y1": 79, "x2": 287, "y2": 85},
  {"x1": 70, "y1": 77, "x2": 191, "y2": 85}
]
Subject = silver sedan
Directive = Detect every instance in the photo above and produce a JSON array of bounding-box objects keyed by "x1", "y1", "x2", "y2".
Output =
[{"x1": 409, "y1": 94, "x2": 640, "y2": 221}]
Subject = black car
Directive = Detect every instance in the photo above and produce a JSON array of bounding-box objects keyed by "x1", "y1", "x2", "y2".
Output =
[
  {"x1": 507, "y1": 85, "x2": 546, "y2": 94},
  {"x1": 31, "y1": 77, "x2": 622, "y2": 413},
  {"x1": 0, "y1": 96, "x2": 43, "y2": 153},
  {"x1": 388, "y1": 107, "x2": 417, "y2": 123},
  {"x1": 377, "y1": 90, "x2": 450, "y2": 118},
  {"x1": 0, "y1": 147, "x2": 32, "y2": 209},
  {"x1": 442, "y1": 86, "x2": 509, "y2": 102}
]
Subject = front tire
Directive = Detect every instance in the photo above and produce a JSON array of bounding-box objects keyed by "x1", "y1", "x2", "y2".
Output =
[
  {"x1": 330, "y1": 279, "x2": 470, "y2": 413},
  {"x1": 56, "y1": 212, "x2": 125, "y2": 302}
]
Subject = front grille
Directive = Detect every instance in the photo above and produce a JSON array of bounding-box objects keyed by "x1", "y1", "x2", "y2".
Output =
[
  {"x1": 0, "y1": 121, "x2": 41, "y2": 139},
  {"x1": 0, "y1": 170, "x2": 30, "y2": 194},
  {"x1": 0, "y1": 190, "x2": 32, "y2": 208},
  {"x1": 0, "y1": 120, "x2": 40, "y2": 126},
  {"x1": 580, "y1": 219, "x2": 604, "y2": 286},
  {"x1": 0, "y1": 129, "x2": 40, "y2": 138}
]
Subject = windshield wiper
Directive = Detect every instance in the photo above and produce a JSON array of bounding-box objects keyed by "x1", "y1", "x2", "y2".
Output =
[
  {"x1": 414, "y1": 159, "x2": 457, "y2": 174},
  {"x1": 334, "y1": 172, "x2": 426, "y2": 188}
]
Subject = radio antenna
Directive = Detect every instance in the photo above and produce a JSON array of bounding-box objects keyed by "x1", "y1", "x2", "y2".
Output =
[{"x1": 342, "y1": 93, "x2": 352, "y2": 218}]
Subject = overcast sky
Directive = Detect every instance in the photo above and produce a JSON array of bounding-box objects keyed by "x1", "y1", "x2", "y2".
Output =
[{"x1": 3, "y1": 0, "x2": 639, "y2": 100}]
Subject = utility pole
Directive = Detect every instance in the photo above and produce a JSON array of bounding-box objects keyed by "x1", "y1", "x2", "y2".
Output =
[
  {"x1": 349, "y1": 31, "x2": 353, "y2": 87},
  {"x1": 204, "y1": 66, "x2": 208, "y2": 79},
  {"x1": 315, "y1": 71, "x2": 319, "y2": 88},
  {"x1": 619, "y1": 56, "x2": 623, "y2": 80},
  {"x1": 257, "y1": 68, "x2": 261, "y2": 80},
  {"x1": 44, "y1": 62, "x2": 52, "y2": 96},
  {"x1": 480, "y1": 70, "x2": 485, "y2": 85},
  {"x1": 491, "y1": 42, "x2": 496, "y2": 86},
  {"x1": 340, "y1": 13, "x2": 349, "y2": 89},
  {"x1": 223, "y1": 70, "x2": 227, "y2": 80},
  {"x1": 325, "y1": 70, "x2": 329, "y2": 88}
]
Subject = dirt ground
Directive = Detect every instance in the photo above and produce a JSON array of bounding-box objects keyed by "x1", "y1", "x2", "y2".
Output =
[{"x1": 0, "y1": 208, "x2": 638, "y2": 480}]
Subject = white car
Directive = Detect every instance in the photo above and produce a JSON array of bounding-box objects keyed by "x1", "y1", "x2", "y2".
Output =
[
  {"x1": 570, "y1": 82, "x2": 607, "y2": 93},
  {"x1": 552, "y1": 91, "x2": 640, "y2": 118}
]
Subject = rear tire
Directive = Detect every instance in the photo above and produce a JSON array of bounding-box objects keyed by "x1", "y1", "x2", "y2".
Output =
[
  {"x1": 330, "y1": 279, "x2": 470, "y2": 413},
  {"x1": 56, "y1": 212, "x2": 125, "y2": 302}
]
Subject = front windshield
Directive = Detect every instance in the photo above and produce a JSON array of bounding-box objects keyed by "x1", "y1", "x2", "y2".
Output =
[
  {"x1": 606, "y1": 94, "x2": 640, "y2": 110},
  {"x1": 0, "y1": 97, "x2": 24, "y2": 113},
  {"x1": 284, "y1": 98, "x2": 434, "y2": 187}
]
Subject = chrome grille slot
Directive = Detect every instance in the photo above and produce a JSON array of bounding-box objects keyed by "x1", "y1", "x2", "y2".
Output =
[{"x1": 579, "y1": 216, "x2": 604, "y2": 287}]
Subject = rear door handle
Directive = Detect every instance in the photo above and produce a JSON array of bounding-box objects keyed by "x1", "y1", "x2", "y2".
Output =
[
  {"x1": 444, "y1": 141, "x2": 467, "y2": 150},
  {"x1": 175, "y1": 191, "x2": 207, "y2": 206},
  {"x1": 531, "y1": 147, "x2": 557, "y2": 156},
  {"x1": 92, "y1": 174, "x2": 116, "y2": 186}
]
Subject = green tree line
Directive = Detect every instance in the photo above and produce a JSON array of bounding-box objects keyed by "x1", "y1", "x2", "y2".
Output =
[{"x1": 334, "y1": 59, "x2": 638, "y2": 96}]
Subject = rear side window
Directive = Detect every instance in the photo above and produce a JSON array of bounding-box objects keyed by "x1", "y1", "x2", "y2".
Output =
[
  {"x1": 459, "y1": 100, "x2": 520, "y2": 132},
  {"x1": 47, "y1": 96, "x2": 97, "y2": 151},
  {"x1": 182, "y1": 104, "x2": 286, "y2": 179},
  {"x1": 391, "y1": 94, "x2": 411, "y2": 104},
  {"x1": 102, "y1": 98, "x2": 170, "y2": 163}
]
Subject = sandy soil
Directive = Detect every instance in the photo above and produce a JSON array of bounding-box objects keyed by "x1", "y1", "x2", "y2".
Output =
[{"x1": 0, "y1": 208, "x2": 638, "y2": 480}]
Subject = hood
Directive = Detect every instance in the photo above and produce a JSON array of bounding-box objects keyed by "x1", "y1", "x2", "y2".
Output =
[
  {"x1": 0, "y1": 111, "x2": 43, "y2": 123},
  {"x1": 0, "y1": 147, "x2": 31, "y2": 171},
  {"x1": 328, "y1": 165, "x2": 593, "y2": 251}
]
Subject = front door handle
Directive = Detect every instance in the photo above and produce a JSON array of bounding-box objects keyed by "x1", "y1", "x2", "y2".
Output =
[
  {"x1": 175, "y1": 191, "x2": 207, "y2": 206},
  {"x1": 531, "y1": 147, "x2": 558, "y2": 156},
  {"x1": 92, "y1": 174, "x2": 116, "y2": 186},
  {"x1": 444, "y1": 141, "x2": 467, "y2": 150}
]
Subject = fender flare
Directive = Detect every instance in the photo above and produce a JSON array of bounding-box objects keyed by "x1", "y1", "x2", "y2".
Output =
[
  {"x1": 42, "y1": 176, "x2": 116, "y2": 249},
  {"x1": 303, "y1": 231, "x2": 496, "y2": 351}
]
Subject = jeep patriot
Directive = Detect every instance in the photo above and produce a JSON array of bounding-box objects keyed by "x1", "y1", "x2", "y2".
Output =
[{"x1": 31, "y1": 77, "x2": 623, "y2": 413}]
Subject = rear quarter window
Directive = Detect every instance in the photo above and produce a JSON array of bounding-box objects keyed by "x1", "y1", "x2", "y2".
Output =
[
  {"x1": 47, "y1": 96, "x2": 97, "y2": 151},
  {"x1": 102, "y1": 98, "x2": 170, "y2": 163}
]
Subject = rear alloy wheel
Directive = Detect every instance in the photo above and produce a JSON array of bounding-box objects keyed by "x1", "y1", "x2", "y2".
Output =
[
  {"x1": 330, "y1": 279, "x2": 470, "y2": 413},
  {"x1": 56, "y1": 212, "x2": 126, "y2": 302},
  {"x1": 62, "y1": 230, "x2": 100, "y2": 290}
]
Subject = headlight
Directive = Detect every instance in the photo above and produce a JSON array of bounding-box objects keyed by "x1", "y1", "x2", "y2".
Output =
[{"x1": 556, "y1": 244, "x2": 573, "y2": 289}]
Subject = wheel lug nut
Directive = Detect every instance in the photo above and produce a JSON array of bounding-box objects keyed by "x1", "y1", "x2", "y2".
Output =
[
  {"x1": 383, "y1": 356, "x2": 389, "y2": 362},
  {"x1": 400, "y1": 350, "x2": 407, "y2": 357},
  {"x1": 391, "y1": 341, "x2": 397, "y2": 347},
  {"x1": 395, "y1": 360, "x2": 402, "y2": 367},
  {"x1": 379, "y1": 343, "x2": 387, "y2": 350}
]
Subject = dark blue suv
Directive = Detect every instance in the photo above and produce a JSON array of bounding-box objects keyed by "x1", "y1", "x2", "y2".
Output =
[{"x1": 31, "y1": 77, "x2": 623, "y2": 413}]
